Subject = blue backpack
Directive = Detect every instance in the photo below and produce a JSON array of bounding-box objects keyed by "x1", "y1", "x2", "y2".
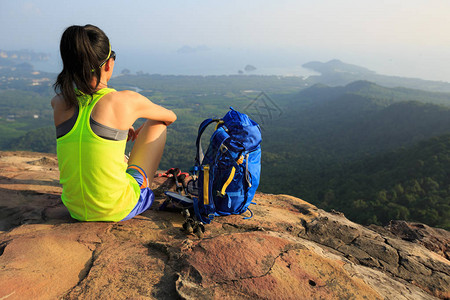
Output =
[{"x1": 190, "y1": 107, "x2": 262, "y2": 224}]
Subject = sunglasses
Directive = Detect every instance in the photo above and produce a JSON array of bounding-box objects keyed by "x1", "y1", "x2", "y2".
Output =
[{"x1": 99, "y1": 50, "x2": 116, "y2": 68}]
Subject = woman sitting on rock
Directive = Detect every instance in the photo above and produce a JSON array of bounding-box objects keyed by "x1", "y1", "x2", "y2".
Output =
[{"x1": 51, "y1": 24, "x2": 176, "y2": 221}]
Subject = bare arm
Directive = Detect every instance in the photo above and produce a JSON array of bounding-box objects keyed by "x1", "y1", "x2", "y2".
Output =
[
  {"x1": 132, "y1": 92, "x2": 176, "y2": 125},
  {"x1": 119, "y1": 91, "x2": 176, "y2": 126},
  {"x1": 92, "y1": 90, "x2": 177, "y2": 130}
]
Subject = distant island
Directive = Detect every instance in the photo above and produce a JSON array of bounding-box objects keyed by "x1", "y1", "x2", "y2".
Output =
[{"x1": 238, "y1": 64, "x2": 257, "y2": 74}]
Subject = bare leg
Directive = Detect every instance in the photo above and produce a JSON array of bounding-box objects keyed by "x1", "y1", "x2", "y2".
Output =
[{"x1": 128, "y1": 120, "x2": 167, "y2": 186}]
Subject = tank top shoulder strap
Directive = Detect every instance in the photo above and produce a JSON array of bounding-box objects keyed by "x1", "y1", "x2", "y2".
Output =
[
  {"x1": 76, "y1": 88, "x2": 116, "y2": 108},
  {"x1": 93, "y1": 87, "x2": 116, "y2": 97}
]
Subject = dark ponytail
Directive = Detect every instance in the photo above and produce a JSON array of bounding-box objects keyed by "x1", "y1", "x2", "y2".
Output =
[{"x1": 53, "y1": 25, "x2": 110, "y2": 108}]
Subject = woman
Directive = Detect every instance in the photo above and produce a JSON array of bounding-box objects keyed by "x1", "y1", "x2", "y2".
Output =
[{"x1": 51, "y1": 24, "x2": 176, "y2": 222}]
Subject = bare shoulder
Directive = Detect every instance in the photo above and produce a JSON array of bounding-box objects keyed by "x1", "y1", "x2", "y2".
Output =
[
  {"x1": 114, "y1": 90, "x2": 149, "y2": 102},
  {"x1": 50, "y1": 94, "x2": 63, "y2": 108},
  {"x1": 107, "y1": 90, "x2": 154, "y2": 111},
  {"x1": 105, "y1": 89, "x2": 176, "y2": 125},
  {"x1": 50, "y1": 94, "x2": 62, "y2": 106}
]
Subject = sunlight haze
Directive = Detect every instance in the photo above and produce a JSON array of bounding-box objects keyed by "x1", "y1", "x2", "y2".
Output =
[{"x1": 1, "y1": 0, "x2": 449, "y2": 81}]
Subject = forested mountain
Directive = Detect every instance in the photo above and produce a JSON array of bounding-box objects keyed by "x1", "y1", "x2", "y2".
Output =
[
  {"x1": 314, "y1": 134, "x2": 450, "y2": 230},
  {"x1": 261, "y1": 81, "x2": 450, "y2": 161},
  {"x1": 257, "y1": 81, "x2": 450, "y2": 229}
]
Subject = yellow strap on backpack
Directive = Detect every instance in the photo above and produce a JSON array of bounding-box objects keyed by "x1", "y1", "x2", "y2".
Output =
[
  {"x1": 219, "y1": 155, "x2": 244, "y2": 197},
  {"x1": 203, "y1": 165, "x2": 210, "y2": 205},
  {"x1": 214, "y1": 120, "x2": 224, "y2": 131},
  {"x1": 220, "y1": 166, "x2": 236, "y2": 197}
]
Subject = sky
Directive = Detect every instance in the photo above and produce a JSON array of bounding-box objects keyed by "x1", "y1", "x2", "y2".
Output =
[{"x1": 1, "y1": 0, "x2": 450, "y2": 81}]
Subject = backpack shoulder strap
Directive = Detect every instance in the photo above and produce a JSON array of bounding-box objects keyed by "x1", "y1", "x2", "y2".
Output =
[{"x1": 195, "y1": 118, "x2": 221, "y2": 165}]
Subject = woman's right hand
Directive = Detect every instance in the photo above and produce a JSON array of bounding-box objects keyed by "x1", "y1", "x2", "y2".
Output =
[
  {"x1": 127, "y1": 126, "x2": 136, "y2": 142},
  {"x1": 127, "y1": 124, "x2": 146, "y2": 142}
]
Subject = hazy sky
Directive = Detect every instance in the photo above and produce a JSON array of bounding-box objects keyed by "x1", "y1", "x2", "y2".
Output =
[{"x1": 1, "y1": 0, "x2": 450, "y2": 80}]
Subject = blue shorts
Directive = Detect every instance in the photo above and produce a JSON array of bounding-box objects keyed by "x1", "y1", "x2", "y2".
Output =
[{"x1": 121, "y1": 164, "x2": 155, "y2": 221}]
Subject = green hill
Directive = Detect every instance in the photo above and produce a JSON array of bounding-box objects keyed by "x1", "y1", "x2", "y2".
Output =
[
  {"x1": 303, "y1": 60, "x2": 450, "y2": 93},
  {"x1": 260, "y1": 81, "x2": 450, "y2": 162},
  {"x1": 313, "y1": 134, "x2": 450, "y2": 230},
  {"x1": 258, "y1": 82, "x2": 450, "y2": 230}
]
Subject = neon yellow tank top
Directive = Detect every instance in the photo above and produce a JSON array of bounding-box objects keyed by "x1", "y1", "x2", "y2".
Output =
[{"x1": 57, "y1": 88, "x2": 140, "y2": 221}]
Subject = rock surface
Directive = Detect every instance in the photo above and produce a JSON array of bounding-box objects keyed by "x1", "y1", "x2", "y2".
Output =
[{"x1": 0, "y1": 151, "x2": 449, "y2": 299}]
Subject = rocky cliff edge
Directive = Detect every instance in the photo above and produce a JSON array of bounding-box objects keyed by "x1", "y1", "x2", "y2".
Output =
[{"x1": 0, "y1": 151, "x2": 449, "y2": 299}]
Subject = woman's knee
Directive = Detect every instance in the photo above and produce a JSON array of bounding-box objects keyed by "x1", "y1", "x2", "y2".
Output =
[{"x1": 139, "y1": 120, "x2": 167, "y2": 142}]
